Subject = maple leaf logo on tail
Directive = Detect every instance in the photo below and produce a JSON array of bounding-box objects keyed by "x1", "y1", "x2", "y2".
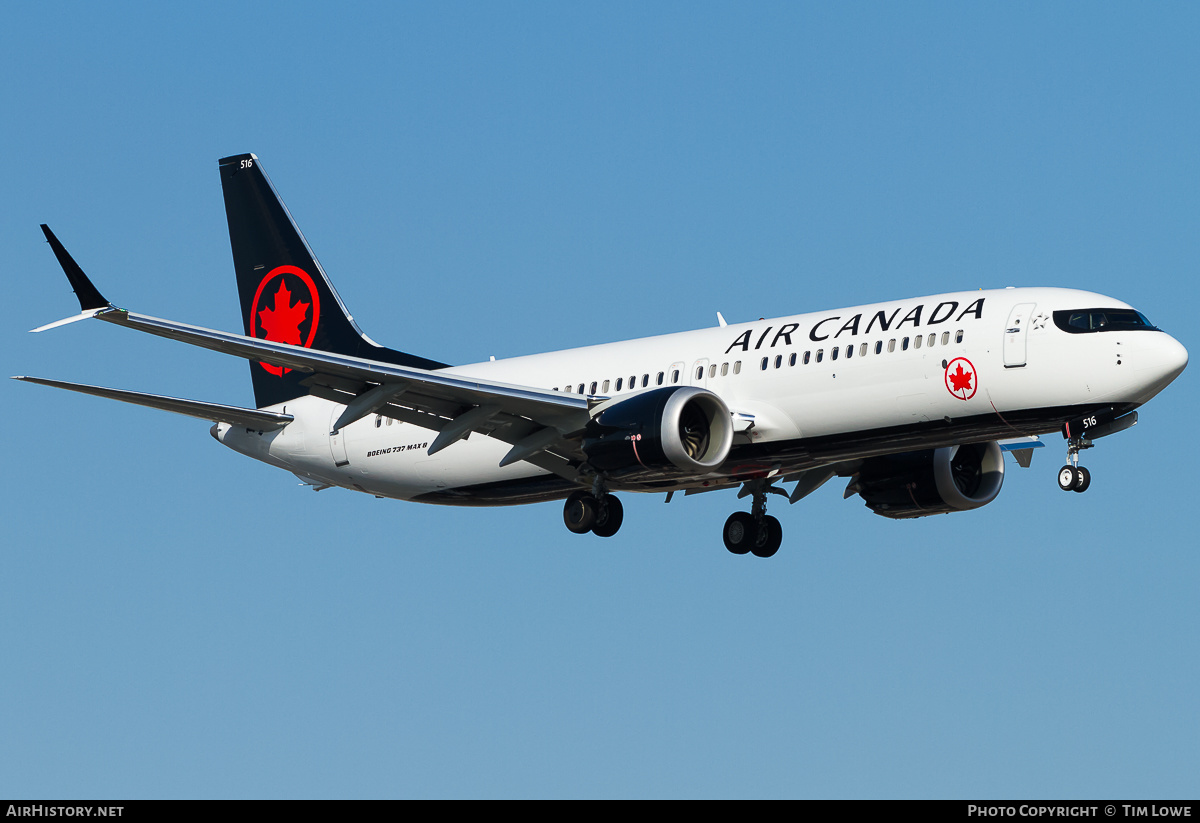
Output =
[
  {"x1": 249, "y1": 265, "x2": 322, "y2": 377},
  {"x1": 258, "y1": 281, "x2": 309, "y2": 346},
  {"x1": 944, "y1": 357, "x2": 978, "y2": 400}
]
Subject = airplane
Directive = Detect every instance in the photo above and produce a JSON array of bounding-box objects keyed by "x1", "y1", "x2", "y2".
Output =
[{"x1": 17, "y1": 153, "x2": 1189, "y2": 558}]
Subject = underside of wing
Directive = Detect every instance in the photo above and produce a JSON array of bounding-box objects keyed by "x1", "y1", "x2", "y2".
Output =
[{"x1": 13, "y1": 376, "x2": 294, "y2": 430}]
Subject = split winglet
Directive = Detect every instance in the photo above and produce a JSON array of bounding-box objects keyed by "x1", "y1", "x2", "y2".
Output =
[{"x1": 32, "y1": 225, "x2": 113, "y2": 331}]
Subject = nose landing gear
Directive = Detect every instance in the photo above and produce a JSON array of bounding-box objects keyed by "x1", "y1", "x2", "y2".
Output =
[
  {"x1": 1055, "y1": 408, "x2": 1142, "y2": 493},
  {"x1": 1058, "y1": 432, "x2": 1093, "y2": 493}
]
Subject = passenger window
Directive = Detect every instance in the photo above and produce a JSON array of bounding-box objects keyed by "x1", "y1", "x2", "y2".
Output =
[
  {"x1": 914, "y1": 335, "x2": 922, "y2": 349},
  {"x1": 709, "y1": 364, "x2": 717, "y2": 378},
  {"x1": 774, "y1": 355, "x2": 782, "y2": 369},
  {"x1": 859, "y1": 342, "x2": 867, "y2": 357},
  {"x1": 578, "y1": 384, "x2": 585, "y2": 394},
  {"x1": 875, "y1": 341, "x2": 883, "y2": 355},
  {"x1": 928, "y1": 333, "x2": 935, "y2": 347},
  {"x1": 816, "y1": 349, "x2": 824, "y2": 363},
  {"x1": 671, "y1": 370, "x2": 680, "y2": 383},
  {"x1": 831, "y1": 346, "x2": 839, "y2": 361},
  {"x1": 721, "y1": 363, "x2": 729, "y2": 376},
  {"x1": 375, "y1": 415, "x2": 382, "y2": 428},
  {"x1": 642, "y1": 374, "x2": 650, "y2": 388},
  {"x1": 590, "y1": 381, "x2": 598, "y2": 394},
  {"x1": 845, "y1": 344, "x2": 853, "y2": 359},
  {"x1": 789, "y1": 352, "x2": 797, "y2": 367},
  {"x1": 804, "y1": 351, "x2": 811, "y2": 365},
  {"x1": 760, "y1": 357, "x2": 768, "y2": 371},
  {"x1": 656, "y1": 372, "x2": 664, "y2": 385},
  {"x1": 902, "y1": 337, "x2": 909, "y2": 351},
  {"x1": 956, "y1": 330, "x2": 964, "y2": 343},
  {"x1": 888, "y1": 339, "x2": 896, "y2": 353},
  {"x1": 602, "y1": 380, "x2": 610, "y2": 393},
  {"x1": 615, "y1": 378, "x2": 623, "y2": 391},
  {"x1": 733, "y1": 361, "x2": 742, "y2": 374},
  {"x1": 386, "y1": 417, "x2": 392, "y2": 426},
  {"x1": 941, "y1": 332, "x2": 950, "y2": 346},
  {"x1": 696, "y1": 366, "x2": 704, "y2": 380}
]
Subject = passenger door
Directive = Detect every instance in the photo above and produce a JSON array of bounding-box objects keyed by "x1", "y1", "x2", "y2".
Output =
[{"x1": 1003, "y1": 302, "x2": 1037, "y2": 368}]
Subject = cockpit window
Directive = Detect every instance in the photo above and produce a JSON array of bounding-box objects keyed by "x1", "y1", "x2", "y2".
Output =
[{"x1": 1053, "y1": 309, "x2": 1157, "y2": 334}]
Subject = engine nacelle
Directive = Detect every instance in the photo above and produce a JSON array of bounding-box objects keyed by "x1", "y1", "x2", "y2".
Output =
[
  {"x1": 582, "y1": 386, "x2": 734, "y2": 476},
  {"x1": 855, "y1": 441, "x2": 1005, "y2": 519}
]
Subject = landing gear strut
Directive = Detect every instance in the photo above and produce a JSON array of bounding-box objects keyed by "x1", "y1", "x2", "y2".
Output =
[
  {"x1": 723, "y1": 481, "x2": 784, "y2": 558},
  {"x1": 1058, "y1": 434, "x2": 1093, "y2": 493},
  {"x1": 563, "y1": 487, "x2": 624, "y2": 538}
]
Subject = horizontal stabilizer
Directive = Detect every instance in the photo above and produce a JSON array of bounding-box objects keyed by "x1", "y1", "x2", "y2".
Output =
[{"x1": 13, "y1": 376, "x2": 293, "y2": 430}]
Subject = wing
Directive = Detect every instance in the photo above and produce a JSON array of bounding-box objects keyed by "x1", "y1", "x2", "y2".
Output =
[
  {"x1": 13, "y1": 376, "x2": 293, "y2": 430},
  {"x1": 31, "y1": 227, "x2": 592, "y2": 480}
]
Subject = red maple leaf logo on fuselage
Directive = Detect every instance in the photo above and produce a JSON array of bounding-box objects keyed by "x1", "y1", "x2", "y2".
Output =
[
  {"x1": 949, "y1": 363, "x2": 972, "y2": 392},
  {"x1": 944, "y1": 357, "x2": 978, "y2": 400}
]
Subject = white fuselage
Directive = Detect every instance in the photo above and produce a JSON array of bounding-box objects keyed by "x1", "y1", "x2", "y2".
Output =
[{"x1": 214, "y1": 286, "x2": 1188, "y2": 504}]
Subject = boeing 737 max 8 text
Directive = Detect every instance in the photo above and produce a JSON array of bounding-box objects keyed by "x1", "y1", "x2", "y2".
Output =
[{"x1": 16, "y1": 154, "x2": 1189, "y2": 557}]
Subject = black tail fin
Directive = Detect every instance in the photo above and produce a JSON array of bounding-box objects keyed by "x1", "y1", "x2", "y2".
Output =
[{"x1": 218, "y1": 153, "x2": 448, "y2": 409}]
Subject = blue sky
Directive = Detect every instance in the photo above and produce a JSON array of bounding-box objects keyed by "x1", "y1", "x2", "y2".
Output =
[{"x1": 2, "y1": 2, "x2": 1197, "y2": 799}]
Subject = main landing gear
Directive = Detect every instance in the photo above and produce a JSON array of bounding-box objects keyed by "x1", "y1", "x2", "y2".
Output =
[
  {"x1": 563, "y1": 489, "x2": 624, "y2": 538},
  {"x1": 561, "y1": 477, "x2": 788, "y2": 557},
  {"x1": 1058, "y1": 434, "x2": 1093, "y2": 493},
  {"x1": 722, "y1": 481, "x2": 784, "y2": 558}
]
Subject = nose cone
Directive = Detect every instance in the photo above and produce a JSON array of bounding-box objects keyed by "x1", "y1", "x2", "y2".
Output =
[
  {"x1": 1156, "y1": 333, "x2": 1188, "y2": 384},
  {"x1": 1135, "y1": 332, "x2": 1188, "y2": 403}
]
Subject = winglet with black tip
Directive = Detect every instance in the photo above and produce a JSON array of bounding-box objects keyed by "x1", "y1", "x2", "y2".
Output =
[
  {"x1": 41, "y1": 224, "x2": 110, "y2": 310},
  {"x1": 31, "y1": 225, "x2": 118, "y2": 332}
]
